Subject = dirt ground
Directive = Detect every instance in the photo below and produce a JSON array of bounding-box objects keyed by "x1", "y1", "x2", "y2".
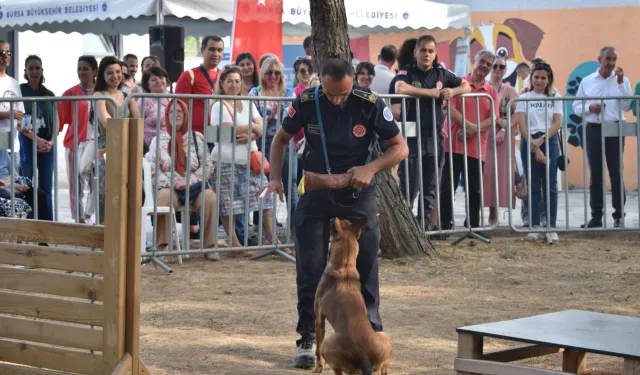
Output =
[{"x1": 139, "y1": 231, "x2": 640, "y2": 375}]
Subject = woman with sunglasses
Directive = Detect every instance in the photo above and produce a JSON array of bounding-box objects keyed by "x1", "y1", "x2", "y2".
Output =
[
  {"x1": 59, "y1": 55, "x2": 98, "y2": 224},
  {"x1": 235, "y1": 53, "x2": 259, "y2": 95},
  {"x1": 355, "y1": 62, "x2": 376, "y2": 90},
  {"x1": 483, "y1": 56, "x2": 518, "y2": 225},
  {"x1": 248, "y1": 56, "x2": 298, "y2": 241},
  {"x1": 515, "y1": 63, "x2": 562, "y2": 241},
  {"x1": 18, "y1": 55, "x2": 55, "y2": 221}
]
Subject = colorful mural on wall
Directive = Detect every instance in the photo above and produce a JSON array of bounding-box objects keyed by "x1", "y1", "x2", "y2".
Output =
[{"x1": 564, "y1": 61, "x2": 600, "y2": 148}]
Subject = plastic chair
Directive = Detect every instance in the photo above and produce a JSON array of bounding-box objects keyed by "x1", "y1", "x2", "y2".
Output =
[{"x1": 141, "y1": 158, "x2": 183, "y2": 264}]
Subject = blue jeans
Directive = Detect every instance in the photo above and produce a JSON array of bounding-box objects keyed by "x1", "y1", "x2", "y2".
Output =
[
  {"x1": 520, "y1": 133, "x2": 559, "y2": 227},
  {"x1": 19, "y1": 134, "x2": 54, "y2": 221}
]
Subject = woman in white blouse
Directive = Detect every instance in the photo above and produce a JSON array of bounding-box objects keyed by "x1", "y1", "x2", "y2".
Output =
[
  {"x1": 210, "y1": 65, "x2": 276, "y2": 250},
  {"x1": 515, "y1": 63, "x2": 562, "y2": 241}
]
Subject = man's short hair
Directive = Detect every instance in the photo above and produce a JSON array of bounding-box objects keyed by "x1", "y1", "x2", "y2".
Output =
[
  {"x1": 474, "y1": 49, "x2": 496, "y2": 62},
  {"x1": 416, "y1": 35, "x2": 437, "y2": 49},
  {"x1": 321, "y1": 58, "x2": 354, "y2": 80},
  {"x1": 303, "y1": 36, "x2": 313, "y2": 50},
  {"x1": 516, "y1": 62, "x2": 530, "y2": 71},
  {"x1": 201, "y1": 35, "x2": 223, "y2": 50},
  {"x1": 599, "y1": 46, "x2": 616, "y2": 57},
  {"x1": 124, "y1": 53, "x2": 137, "y2": 62},
  {"x1": 379, "y1": 45, "x2": 397, "y2": 63}
]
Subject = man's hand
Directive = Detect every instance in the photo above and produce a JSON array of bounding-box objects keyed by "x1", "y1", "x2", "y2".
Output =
[
  {"x1": 615, "y1": 67, "x2": 624, "y2": 84},
  {"x1": 439, "y1": 88, "x2": 455, "y2": 100},
  {"x1": 347, "y1": 165, "x2": 376, "y2": 189},
  {"x1": 427, "y1": 88, "x2": 441, "y2": 99},
  {"x1": 457, "y1": 123, "x2": 477, "y2": 140},
  {"x1": 589, "y1": 103, "x2": 602, "y2": 114},
  {"x1": 37, "y1": 138, "x2": 52, "y2": 153},
  {"x1": 495, "y1": 129, "x2": 506, "y2": 145},
  {"x1": 261, "y1": 179, "x2": 285, "y2": 202},
  {"x1": 174, "y1": 179, "x2": 186, "y2": 191},
  {"x1": 14, "y1": 111, "x2": 24, "y2": 122}
]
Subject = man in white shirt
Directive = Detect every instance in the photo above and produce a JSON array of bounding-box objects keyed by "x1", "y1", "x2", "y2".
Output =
[
  {"x1": 0, "y1": 40, "x2": 24, "y2": 133},
  {"x1": 371, "y1": 45, "x2": 397, "y2": 94},
  {"x1": 572, "y1": 46, "x2": 632, "y2": 228}
]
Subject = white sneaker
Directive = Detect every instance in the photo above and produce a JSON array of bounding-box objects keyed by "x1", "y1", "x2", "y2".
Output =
[
  {"x1": 206, "y1": 252, "x2": 221, "y2": 261},
  {"x1": 525, "y1": 227, "x2": 540, "y2": 240},
  {"x1": 549, "y1": 232, "x2": 559, "y2": 241}
]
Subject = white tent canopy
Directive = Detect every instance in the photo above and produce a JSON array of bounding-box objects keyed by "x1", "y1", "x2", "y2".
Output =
[{"x1": 0, "y1": 0, "x2": 470, "y2": 36}]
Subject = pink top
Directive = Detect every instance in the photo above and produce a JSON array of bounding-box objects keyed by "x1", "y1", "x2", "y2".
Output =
[
  {"x1": 443, "y1": 74, "x2": 499, "y2": 162},
  {"x1": 293, "y1": 83, "x2": 308, "y2": 143},
  {"x1": 137, "y1": 98, "x2": 167, "y2": 145}
]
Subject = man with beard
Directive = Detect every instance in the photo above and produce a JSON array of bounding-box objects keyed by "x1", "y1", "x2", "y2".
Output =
[
  {"x1": 175, "y1": 35, "x2": 224, "y2": 135},
  {"x1": 438, "y1": 49, "x2": 499, "y2": 239},
  {"x1": 391, "y1": 35, "x2": 470, "y2": 230},
  {"x1": 573, "y1": 46, "x2": 632, "y2": 228}
]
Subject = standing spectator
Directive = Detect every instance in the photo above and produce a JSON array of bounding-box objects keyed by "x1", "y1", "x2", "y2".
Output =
[
  {"x1": 483, "y1": 56, "x2": 518, "y2": 224},
  {"x1": 292, "y1": 57, "x2": 315, "y2": 185},
  {"x1": 120, "y1": 58, "x2": 136, "y2": 94},
  {"x1": 516, "y1": 63, "x2": 563, "y2": 240},
  {"x1": 248, "y1": 57, "x2": 297, "y2": 237},
  {"x1": 137, "y1": 66, "x2": 170, "y2": 146},
  {"x1": 210, "y1": 66, "x2": 277, "y2": 252},
  {"x1": 515, "y1": 62, "x2": 530, "y2": 92},
  {"x1": 92, "y1": 56, "x2": 140, "y2": 224},
  {"x1": 371, "y1": 45, "x2": 397, "y2": 94},
  {"x1": 141, "y1": 56, "x2": 161, "y2": 74},
  {"x1": 391, "y1": 35, "x2": 470, "y2": 229},
  {"x1": 573, "y1": 46, "x2": 632, "y2": 228},
  {"x1": 355, "y1": 62, "x2": 375, "y2": 90},
  {"x1": 520, "y1": 58, "x2": 546, "y2": 95},
  {"x1": 146, "y1": 99, "x2": 218, "y2": 258},
  {"x1": 439, "y1": 50, "x2": 498, "y2": 237},
  {"x1": 292, "y1": 36, "x2": 314, "y2": 88},
  {"x1": 235, "y1": 53, "x2": 259, "y2": 95},
  {"x1": 19, "y1": 55, "x2": 55, "y2": 221},
  {"x1": 175, "y1": 35, "x2": 224, "y2": 135},
  {"x1": 0, "y1": 41, "x2": 24, "y2": 134},
  {"x1": 124, "y1": 54, "x2": 139, "y2": 81},
  {"x1": 59, "y1": 55, "x2": 98, "y2": 223}
]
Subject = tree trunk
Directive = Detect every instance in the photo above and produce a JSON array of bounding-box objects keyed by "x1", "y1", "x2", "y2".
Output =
[{"x1": 309, "y1": 0, "x2": 436, "y2": 258}]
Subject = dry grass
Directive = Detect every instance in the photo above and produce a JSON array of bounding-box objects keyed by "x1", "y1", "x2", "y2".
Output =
[{"x1": 139, "y1": 232, "x2": 640, "y2": 374}]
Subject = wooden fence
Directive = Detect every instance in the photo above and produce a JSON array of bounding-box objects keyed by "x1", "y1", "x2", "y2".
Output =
[{"x1": 0, "y1": 119, "x2": 148, "y2": 375}]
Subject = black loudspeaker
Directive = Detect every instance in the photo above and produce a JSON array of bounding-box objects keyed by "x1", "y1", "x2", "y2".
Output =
[{"x1": 149, "y1": 25, "x2": 185, "y2": 84}]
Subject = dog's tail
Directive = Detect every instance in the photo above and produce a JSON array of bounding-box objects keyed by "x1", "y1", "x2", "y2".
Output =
[{"x1": 356, "y1": 357, "x2": 373, "y2": 375}]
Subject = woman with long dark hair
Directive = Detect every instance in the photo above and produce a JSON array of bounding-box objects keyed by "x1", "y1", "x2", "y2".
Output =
[
  {"x1": 235, "y1": 53, "x2": 259, "y2": 94},
  {"x1": 18, "y1": 55, "x2": 55, "y2": 221},
  {"x1": 515, "y1": 63, "x2": 562, "y2": 241},
  {"x1": 59, "y1": 55, "x2": 98, "y2": 223},
  {"x1": 92, "y1": 56, "x2": 140, "y2": 223}
]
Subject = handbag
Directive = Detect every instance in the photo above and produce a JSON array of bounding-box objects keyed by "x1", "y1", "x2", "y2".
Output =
[
  {"x1": 222, "y1": 102, "x2": 270, "y2": 174},
  {"x1": 557, "y1": 131, "x2": 570, "y2": 172},
  {"x1": 515, "y1": 175, "x2": 528, "y2": 200}
]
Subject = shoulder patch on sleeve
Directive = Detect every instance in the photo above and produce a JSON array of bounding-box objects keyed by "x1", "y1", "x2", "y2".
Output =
[
  {"x1": 383, "y1": 106, "x2": 393, "y2": 121},
  {"x1": 398, "y1": 70, "x2": 408, "y2": 75},
  {"x1": 352, "y1": 89, "x2": 377, "y2": 103}
]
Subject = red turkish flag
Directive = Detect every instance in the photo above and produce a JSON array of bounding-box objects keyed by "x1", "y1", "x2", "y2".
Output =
[{"x1": 231, "y1": 0, "x2": 283, "y2": 63}]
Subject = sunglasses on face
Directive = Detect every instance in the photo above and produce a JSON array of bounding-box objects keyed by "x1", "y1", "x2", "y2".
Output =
[
  {"x1": 0, "y1": 51, "x2": 11, "y2": 57},
  {"x1": 493, "y1": 64, "x2": 506, "y2": 70},
  {"x1": 298, "y1": 69, "x2": 312, "y2": 75},
  {"x1": 266, "y1": 70, "x2": 281, "y2": 77}
]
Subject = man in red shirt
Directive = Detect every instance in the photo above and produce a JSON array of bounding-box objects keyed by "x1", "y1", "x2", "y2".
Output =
[
  {"x1": 175, "y1": 35, "x2": 224, "y2": 134},
  {"x1": 439, "y1": 49, "x2": 499, "y2": 238}
]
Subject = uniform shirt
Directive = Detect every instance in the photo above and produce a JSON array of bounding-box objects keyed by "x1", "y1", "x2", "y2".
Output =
[
  {"x1": 282, "y1": 85, "x2": 400, "y2": 174},
  {"x1": 444, "y1": 74, "x2": 498, "y2": 162},
  {"x1": 572, "y1": 70, "x2": 632, "y2": 124},
  {"x1": 371, "y1": 64, "x2": 395, "y2": 94},
  {"x1": 175, "y1": 66, "x2": 221, "y2": 134},
  {"x1": 390, "y1": 63, "x2": 462, "y2": 132}
]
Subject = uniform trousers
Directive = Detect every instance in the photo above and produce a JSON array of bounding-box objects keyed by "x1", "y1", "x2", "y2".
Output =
[{"x1": 294, "y1": 189, "x2": 382, "y2": 346}]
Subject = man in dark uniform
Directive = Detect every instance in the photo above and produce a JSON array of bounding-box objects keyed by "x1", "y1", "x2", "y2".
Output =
[
  {"x1": 390, "y1": 34, "x2": 470, "y2": 229},
  {"x1": 263, "y1": 58, "x2": 408, "y2": 369}
]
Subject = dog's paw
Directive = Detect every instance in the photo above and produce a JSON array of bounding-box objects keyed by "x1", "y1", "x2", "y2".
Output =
[{"x1": 312, "y1": 364, "x2": 324, "y2": 373}]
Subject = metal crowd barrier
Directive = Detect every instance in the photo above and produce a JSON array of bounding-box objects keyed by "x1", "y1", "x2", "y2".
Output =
[
  {"x1": 0, "y1": 95, "x2": 117, "y2": 225},
  {"x1": 506, "y1": 95, "x2": 640, "y2": 243},
  {"x1": 379, "y1": 93, "x2": 498, "y2": 244}
]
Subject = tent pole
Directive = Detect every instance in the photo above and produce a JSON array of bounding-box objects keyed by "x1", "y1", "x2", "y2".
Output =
[{"x1": 156, "y1": 0, "x2": 164, "y2": 25}]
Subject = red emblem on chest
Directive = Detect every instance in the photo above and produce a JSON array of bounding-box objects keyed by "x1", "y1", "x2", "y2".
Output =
[
  {"x1": 352, "y1": 124, "x2": 366, "y2": 138},
  {"x1": 287, "y1": 104, "x2": 296, "y2": 118},
  {"x1": 436, "y1": 81, "x2": 443, "y2": 89}
]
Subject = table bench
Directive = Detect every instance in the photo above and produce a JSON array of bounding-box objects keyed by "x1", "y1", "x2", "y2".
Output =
[{"x1": 454, "y1": 310, "x2": 640, "y2": 375}]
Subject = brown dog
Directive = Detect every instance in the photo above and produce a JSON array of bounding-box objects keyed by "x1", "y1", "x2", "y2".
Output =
[{"x1": 313, "y1": 218, "x2": 392, "y2": 375}]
